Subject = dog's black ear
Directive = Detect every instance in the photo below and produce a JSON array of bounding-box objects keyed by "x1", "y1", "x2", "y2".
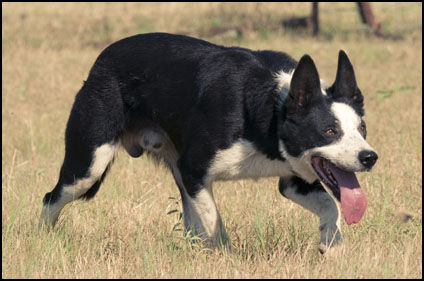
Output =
[
  {"x1": 286, "y1": 55, "x2": 321, "y2": 112},
  {"x1": 329, "y1": 50, "x2": 364, "y2": 106}
]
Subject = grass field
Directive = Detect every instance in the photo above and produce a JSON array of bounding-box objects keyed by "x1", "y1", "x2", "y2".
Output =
[{"x1": 2, "y1": 2, "x2": 422, "y2": 278}]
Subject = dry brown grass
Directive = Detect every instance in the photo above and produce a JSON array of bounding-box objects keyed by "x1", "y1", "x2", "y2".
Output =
[{"x1": 2, "y1": 2, "x2": 422, "y2": 278}]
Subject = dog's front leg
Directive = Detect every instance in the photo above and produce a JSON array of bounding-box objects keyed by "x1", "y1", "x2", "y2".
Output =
[
  {"x1": 171, "y1": 167, "x2": 230, "y2": 250},
  {"x1": 279, "y1": 176, "x2": 342, "y2": 253},
  {"x1": 182, "y1": 184, "x2": 230, "y2": 250}
]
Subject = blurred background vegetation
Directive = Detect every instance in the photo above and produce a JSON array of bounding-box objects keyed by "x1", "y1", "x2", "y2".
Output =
[{"x1": 2, "y1": 2, "x2": 422, "y2": 50}]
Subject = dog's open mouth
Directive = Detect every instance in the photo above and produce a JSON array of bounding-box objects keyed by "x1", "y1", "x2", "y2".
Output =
[{"x1": 311, "y1": 156, "x2": 367, "y2": 225}]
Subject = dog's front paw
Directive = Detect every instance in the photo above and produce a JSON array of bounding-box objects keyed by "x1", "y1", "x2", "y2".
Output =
[{"x1": 318, "y1": 223, "x2": 342, "y2": 254}]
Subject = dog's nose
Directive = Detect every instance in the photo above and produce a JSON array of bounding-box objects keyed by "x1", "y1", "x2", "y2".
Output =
[{"x1": 359, "y1": 150, "x2": 378, "y2": 169}]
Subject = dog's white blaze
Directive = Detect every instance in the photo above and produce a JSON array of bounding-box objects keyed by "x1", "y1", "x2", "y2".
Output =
[
  {"x1": 40, "y1": 143, "x2": 117, "y2": 226},
  {"x1": 279, "y1": 103, "x2": 375, "y2": 204},
  {"x1": 208, "y1": 139, "x2": 292, "y2": 181},
  {"x1": 313, "y1": 102, "x2": 374, "y2": 171}
]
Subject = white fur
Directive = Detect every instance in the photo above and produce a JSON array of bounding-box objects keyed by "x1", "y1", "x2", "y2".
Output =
[
  {"x1": 208, "y1": 139, "x2": 293, "y2": 182},
  {"x1": 279, "y1": 102, "x2": 376, "y2": 183},
  {"x1": 39, "y1": 143, "x2": 118, "y2": 227},
  {"x1": 129, "y1": 126, "x2": 229, "y2": 247},
  {"x1": 187, "y1": 187, "x2": 228, "y2": 245},
  {"x1": 282, "y1": 179, "x2": 341, "y2": 245},
  {"x1": 313, "y1": 102, "x2": 375, "y2": 171},
  {"x1": 274, "y1": 69, "x2": 328, "y2": 96},
  {"x1": 172, "y1": 165, "x2": 229, "y2": 248},
  {"x1": 278, "y1": 101, "x2": 377, "y2": 219},
  {"x1": 274, "y1": 69, "x2": 295, "y2": 93},
  {"x1": 279, "y1": 140, "x2": 319, "y2": 183},
  {"x1": 61, "y1": 143, "x2": 117, "y2": 202},
  {"x1": 279, "y1": 140, "x2": 342, "y2": 218}
]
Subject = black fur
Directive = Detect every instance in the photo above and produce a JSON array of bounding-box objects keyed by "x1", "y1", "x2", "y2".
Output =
[
  {"x1": 278, "y1": 55, "x2": 340, "y2": 158},
  {"x1": 40, "y1": 34, "x2": 379, "y2": 253},
  {"x1": 44, "y1": 33, "x2": 365, "y2": 204},
  {"x1": 92, "y1": 33, "x2": 300, "y2": 197}
]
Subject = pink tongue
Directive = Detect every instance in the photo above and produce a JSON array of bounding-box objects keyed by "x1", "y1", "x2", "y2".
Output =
[{"x1": 330, "y1": 164, "x2": 367, "y2": 225}]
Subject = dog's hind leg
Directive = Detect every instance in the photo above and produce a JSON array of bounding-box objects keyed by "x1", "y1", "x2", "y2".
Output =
[
  {"x1": 278, "y1": 176, "x2": 342, "y2": 253},
  {"x1": 39, "y1": 80, "x2": 124, "y2": 228}
]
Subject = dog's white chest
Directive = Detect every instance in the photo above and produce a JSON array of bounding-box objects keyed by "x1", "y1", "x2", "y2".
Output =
[{"x1": 207, "y1": 139, "x2": 293, "y2": 181}]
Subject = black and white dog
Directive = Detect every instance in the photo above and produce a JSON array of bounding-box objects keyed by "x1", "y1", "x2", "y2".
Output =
[{"x1": 40, "y1": 33, "x2": 378, "y2": 252}]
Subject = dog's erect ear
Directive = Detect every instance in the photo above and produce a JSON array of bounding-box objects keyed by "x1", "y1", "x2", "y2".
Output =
[
  {"x1": 330, "y1": 50, "x2": 363, "y2": 105},
  {"x1": 286, "y1": 55, "x2": 321, "y2": 112}
]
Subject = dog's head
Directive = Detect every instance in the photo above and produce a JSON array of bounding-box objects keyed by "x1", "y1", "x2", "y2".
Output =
[{"x1": 278, "y1": 50, "x2": 378, "y2": 224}]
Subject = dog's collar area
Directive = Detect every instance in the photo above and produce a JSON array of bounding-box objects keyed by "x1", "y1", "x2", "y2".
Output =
[{"x1": 278, "y1": 85, "x2": 289, "y2": 106}]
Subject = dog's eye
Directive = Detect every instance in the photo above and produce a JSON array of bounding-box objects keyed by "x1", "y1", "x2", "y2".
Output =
[
  {"x1": 359, "y1": 122, "x2": 367, "y2": 137},
  {"x1": 325, "y1": 129, "x2": 336, "y2": 136}
]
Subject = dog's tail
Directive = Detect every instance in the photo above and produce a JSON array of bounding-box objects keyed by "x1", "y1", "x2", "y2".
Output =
[{"x1": 40, "y1": 66, "x2": 124, "y2": 228}]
